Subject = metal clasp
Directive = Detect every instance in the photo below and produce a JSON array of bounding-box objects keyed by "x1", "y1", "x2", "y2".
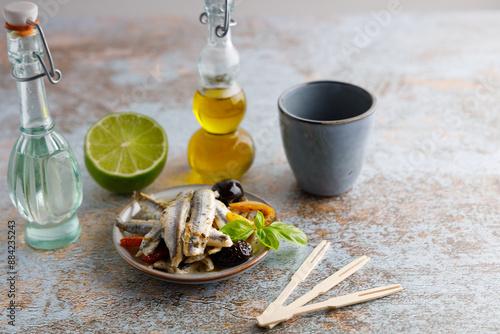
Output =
[
  {"x1": 199, "y1": 0, "x2": 237, "y2": 38},
  {"x1": 11, "y1": 19, "x2": 61, "y2": 84}
]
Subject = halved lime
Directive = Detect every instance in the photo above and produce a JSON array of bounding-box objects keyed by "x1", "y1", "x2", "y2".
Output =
[{"x1": 84, "y1": 112, "x2": 167, "y2": 193}]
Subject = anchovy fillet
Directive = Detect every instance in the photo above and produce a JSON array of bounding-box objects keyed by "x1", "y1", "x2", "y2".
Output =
[
  {"x1": 124, "y1": 189, "x2": 236, "y2": 272},
  {"x1": 185, "y1": 253, "x2": 207, "y2": 264},
  {"x1": 207, "y1": 247, "x2": 222, "y2": 255},
  {"x1": 183, "y1": 189, "x2": 216, "y2": 257},
  {"x1": 132, "y1": 211, "x2": 156, "y2": 221},
  {"x1": 214, "y1": 200, "x2": 230, "y2": 229},
  {"x1": 200, "y1": 257, "x2": 214, "y2": 272},
  {"x1": 115, "y1": 217, "x2": 158, "y2": 235},
  {"x1": 139, "y1": 223, "x2": 162, "y2": 256},
  {"x1": 134, "y1": 191, "x2": 169, "y2": 220},
  {"x1": 206, "y1": 228, "x2": 233, "y2": 248},
  {"x1": 153, "y1": 259, "x2": 200, "y2": 274},
  {"x1": 161, "y1": 189, "x2": 194, "y2": 268}
]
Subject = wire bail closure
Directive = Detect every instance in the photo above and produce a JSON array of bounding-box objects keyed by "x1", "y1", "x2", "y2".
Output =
[
  {"x1": 11, "y1": 19, "x2": 61, "y2": 84},
  {"x1": 199, "y1": 0, "x2": 237, "y2": 38}
]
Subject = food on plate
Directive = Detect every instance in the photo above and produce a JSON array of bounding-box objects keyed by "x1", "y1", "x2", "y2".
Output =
[
  {"x1": 117, "y1": 187, "x2": 236, "y2": 274},
  {"x1": 133, "y1": 192, "x2": 169, "y2": 220},
  {"x1": 141, "y1": 241, "x2": 169, "y2": 264},
  {"x1": 117, "y1": 182, "x2": 307, "y2": 274},
  {"x1": 211, "y1": 179, "x2": 244, "y2": 205},
  {"x1": 140, "y1": 223, "x2": 163, "y2": 256},
  {"x1": 220, "y1": 211, "x2": 307, "y2": 251},
  {"x1": 228, "y1": 201, "x2": 276, "y2": 226},
  {"x1": 116, "y1": 217, "x2": 157, "y2": 235},
  {"x1": 161, "y1": 189, "x2": 194, "y2": 267},
  {"x1": 211, "y1": 240, "x2": 252, "y2": 267},
  {"x1": 183, "y1": 189, "x2": 217, "y2": 257},
  {"x1": 119, "y1": 236, "x2": 143, "y2": 247}
]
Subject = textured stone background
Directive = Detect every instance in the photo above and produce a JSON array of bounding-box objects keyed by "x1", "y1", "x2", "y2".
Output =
[{"x1": 0, "y1": 12, "x2": 499, "y2": 333}]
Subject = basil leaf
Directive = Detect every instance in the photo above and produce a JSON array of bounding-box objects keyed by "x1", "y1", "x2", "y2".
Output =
[
  {"x1": 220, "y1": 220, "x2": 256, "y2": 241},
  {"x1": 269, "y1": 222, "x2": 307, "y2": 247},
  {"x1": 254, "y1": 211, "x2": 265, "y2": 229},
  {"x1": 256, "y1": 227, "x2": 280, "y2": 251}
]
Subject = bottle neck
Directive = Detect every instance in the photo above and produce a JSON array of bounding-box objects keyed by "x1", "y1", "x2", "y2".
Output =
[
  {"x1": 7, "y1": 29, "x2": 54, "y2": 134},
  {"x1": 199, "y1": 0, "x2": 240, "y2": 89},
  {"x1": 204, "y1": 0, "x2": 234, "y2": 45},
  {"x1": 207, "y1": 13, "x2": 232, "y2": 46}
]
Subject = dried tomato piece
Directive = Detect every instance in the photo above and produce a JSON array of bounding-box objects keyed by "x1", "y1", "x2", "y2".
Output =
[
  {"x1": 120, "y1": 236, "x2": 143, "y2": 247},
  {"x1": 141, "y1": 243, "x2": 169, "y2": 264}
]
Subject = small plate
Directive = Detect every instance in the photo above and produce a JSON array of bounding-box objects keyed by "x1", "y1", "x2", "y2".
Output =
[{"x1": 113, "y1": 184, "x2": 272, "y2": 284}]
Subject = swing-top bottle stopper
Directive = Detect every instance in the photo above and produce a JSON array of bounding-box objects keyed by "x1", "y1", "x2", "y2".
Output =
[
  {"x1": 3, "y1": 1, "x2": 38, "y2": 27},
  {"x1": 3, "y1": 1, "x2": 61, "y2": 84}
]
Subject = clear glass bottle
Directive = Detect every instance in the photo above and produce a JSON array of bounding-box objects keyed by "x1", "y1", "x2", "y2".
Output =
[
  {"x1": 193, "y1": 0, "x2": 246, "y2": 135},
  {"x1": 189, "y1": 0, "x2": 255, "y2": 181},
  {"x1": 4, "y1": 4, "x2": 82, "y2": 250}
]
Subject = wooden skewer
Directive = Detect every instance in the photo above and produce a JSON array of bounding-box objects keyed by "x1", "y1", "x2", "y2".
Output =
[
  {"x1": 262, "y1": 255, "x2": 371, "y2": 328},
  {"x1": 256, "y1": 240, "x2": 330, "y2": 322},
  {"x1": 257, "y1": 284, "x2": 404, "y2": 328}
]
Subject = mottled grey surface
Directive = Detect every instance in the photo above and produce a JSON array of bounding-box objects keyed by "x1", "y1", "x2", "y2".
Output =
[{"x1": 1, "y1": 12, "x2": 499, "y2": 333}]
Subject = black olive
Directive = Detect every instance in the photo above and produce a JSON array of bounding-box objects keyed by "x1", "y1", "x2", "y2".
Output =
[
  {"x1": 211, "y1": 241, "x2": 252, "y2": 267},
  {"x1": 212, "y1": 179, "x2": 244, "y2": 205}
]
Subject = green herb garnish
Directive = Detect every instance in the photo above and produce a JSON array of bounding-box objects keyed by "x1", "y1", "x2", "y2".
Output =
[{"x1": 220, "y1": 211, "x2": 307, "y2": 251}]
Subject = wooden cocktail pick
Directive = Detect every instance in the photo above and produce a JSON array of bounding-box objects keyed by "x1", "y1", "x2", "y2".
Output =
[
  {"x1": 258, "y1": 240, "x2": 331, "y2": 319},
  {"x1": 261, "y1": 255, "x2": 371, "y2": 328},
  {"x1": 256, "y1": 240, "x2": 403, "y2": 328},
  {"x1": 257, "y1": 284, "x2": 403, "y2": 328}
]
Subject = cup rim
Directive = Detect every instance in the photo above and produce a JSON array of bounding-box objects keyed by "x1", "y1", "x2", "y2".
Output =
[{"x1": 278, "y1": 81, "x2": 377, "y2": 125}]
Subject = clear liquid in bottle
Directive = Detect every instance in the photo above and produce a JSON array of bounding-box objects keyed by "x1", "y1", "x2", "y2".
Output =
[{"x1": 8, "y1": 130, "x2": 82, "y2": 249}]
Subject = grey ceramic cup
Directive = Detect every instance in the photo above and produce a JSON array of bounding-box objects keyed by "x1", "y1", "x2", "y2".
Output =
[{"x1": 278, "y1": 81, "x2": 376, "y2": 196}]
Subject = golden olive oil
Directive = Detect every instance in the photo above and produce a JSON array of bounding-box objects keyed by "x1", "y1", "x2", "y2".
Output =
[
  {"x1": 193, "y1": 86, "x2": 246, "y2": 135},
  {"x1": 188, "y1": 128, "x2": 254, "y2": 181}
]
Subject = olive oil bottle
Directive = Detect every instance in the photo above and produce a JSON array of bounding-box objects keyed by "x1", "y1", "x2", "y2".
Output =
[{"x1": 188, "y1": 0, "x2": 254, "y2": 180}]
